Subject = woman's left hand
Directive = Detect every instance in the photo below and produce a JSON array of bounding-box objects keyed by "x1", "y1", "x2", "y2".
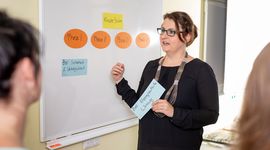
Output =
[{"x1": 152, "y1": 99, "x2": 174, "y2": 117}]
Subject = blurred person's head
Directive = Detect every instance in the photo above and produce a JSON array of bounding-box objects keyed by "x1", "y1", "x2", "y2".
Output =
[
  {"x1": 0, "y1": 10, "x2": 41, "y2": 104},
  {"x1": 236, "y1": 43, "x2": 270, "y2": 150}
]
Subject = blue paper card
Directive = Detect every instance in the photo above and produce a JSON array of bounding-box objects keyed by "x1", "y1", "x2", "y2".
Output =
[
  {"x1": 62, "y1": 59, "x2": 88, "y2": 76},
  {"x1": 131, "y1": 79, "x2": 165, "y2": 119}
]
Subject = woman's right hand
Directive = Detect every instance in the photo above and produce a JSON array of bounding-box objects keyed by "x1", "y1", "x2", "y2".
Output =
[{"x1": 111, "y1": 63, "x2": 125, "y2": 83}]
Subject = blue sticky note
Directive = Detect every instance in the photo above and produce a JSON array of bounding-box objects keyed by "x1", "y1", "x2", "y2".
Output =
[
  {"x1": 131, "y1": 79, "x2": 165, "y2": 119},
  {"x1": 62, "y1": 59, "x2": 87, "y2": 76}
]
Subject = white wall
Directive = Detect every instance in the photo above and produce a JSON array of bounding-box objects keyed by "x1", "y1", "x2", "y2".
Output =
[
  {"x1": 204, "y1": 0, "x2": 270, "y2": 135},
  {"x1": 225, "y1": 0, "x2": 270, "y2": 95}
]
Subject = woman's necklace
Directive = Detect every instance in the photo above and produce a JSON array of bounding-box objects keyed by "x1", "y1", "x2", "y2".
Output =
[{"x1": 153, "y1": 51, "x2": 188, "y2": 118}]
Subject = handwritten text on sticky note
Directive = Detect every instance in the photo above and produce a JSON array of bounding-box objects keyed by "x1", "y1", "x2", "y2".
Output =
[
  {"x1": 131, "y1": 79, "x2": 165, "y2": 119},
  {"x1": 103, "y1": 12, "x2": 123, "y2": 29},
  {"x1": 62, "y1": 59, "x2": 87, "y2": 76}
]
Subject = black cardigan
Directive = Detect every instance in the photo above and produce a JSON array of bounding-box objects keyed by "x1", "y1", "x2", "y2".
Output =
[{"x1": 116, "y1": 58, "x2": 219, "y2": 150}]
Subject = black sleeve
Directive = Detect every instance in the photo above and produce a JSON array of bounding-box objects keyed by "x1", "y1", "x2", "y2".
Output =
[
  {"x1": 171, "y1": 64, "x2": 219, "y2": 129},
  {"x1": 115, "y1": 62, "x2": 149, "y2": 107}
]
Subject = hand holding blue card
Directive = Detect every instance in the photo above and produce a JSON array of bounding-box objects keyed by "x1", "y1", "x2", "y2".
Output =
[{"x1": 131, "y1": 79, "x2": 165, "y2": 119}]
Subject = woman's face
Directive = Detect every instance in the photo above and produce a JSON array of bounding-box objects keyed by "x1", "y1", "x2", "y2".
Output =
[{"x1": 159, "y1": 18, "x2": 186, "y2": 53}]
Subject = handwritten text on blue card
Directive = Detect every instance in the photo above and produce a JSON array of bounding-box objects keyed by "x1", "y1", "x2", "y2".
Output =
[
  {"x1": 62, "y1": 59, "x2": 87, "y2": 76},
  {"x1": 131, "y1": 79, "x2": 165, "y2": 119}
]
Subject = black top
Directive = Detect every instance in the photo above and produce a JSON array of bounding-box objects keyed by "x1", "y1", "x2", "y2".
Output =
[{"x1": 116, "y1": 58, "x2": 219, "y2": 150}]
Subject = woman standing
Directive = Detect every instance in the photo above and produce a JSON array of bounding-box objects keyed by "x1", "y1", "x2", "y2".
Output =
[{"x1": 111, "y1": 11, "x2": 219, "y2": 150}]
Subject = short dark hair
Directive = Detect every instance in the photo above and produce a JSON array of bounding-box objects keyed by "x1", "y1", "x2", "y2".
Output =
[
  {"x1": 163, "y1": 11, "x2": 198, "y2": 47},
  {"x1": 0, "y1": 10, "x2": 40, "y2": 98}
]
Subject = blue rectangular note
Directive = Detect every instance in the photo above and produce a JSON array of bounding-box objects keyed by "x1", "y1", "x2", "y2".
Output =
[
  {"x1": 131, "y1": 79, "x2": 165, "y2": 119},
  {"x1": 62, "y1": 59, "x2": 88, "y2": 76}
]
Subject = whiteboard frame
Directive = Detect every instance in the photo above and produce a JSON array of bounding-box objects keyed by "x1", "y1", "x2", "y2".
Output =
[
  {"x1": 39, "y1": 0, "x2": 162, "y2": 147},
  {"x1": 46, "y1": 118, "x2": 138, "y2": 149}
]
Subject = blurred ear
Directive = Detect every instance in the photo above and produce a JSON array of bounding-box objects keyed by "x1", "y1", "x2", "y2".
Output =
[
  {"x1": 11, "y1": 58, "x2": 38, "y2": 106},
  {"x1": 14, "y1": 58, "x2": 35, "y2": 85}
]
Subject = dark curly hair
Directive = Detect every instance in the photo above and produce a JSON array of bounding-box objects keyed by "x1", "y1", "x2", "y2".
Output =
[
  {"x1": 0, "y1": 10, "x2": 40, "y2": 98},
  {"x1": 163, "y1": 11, "x2": 198, "y2": 47}
]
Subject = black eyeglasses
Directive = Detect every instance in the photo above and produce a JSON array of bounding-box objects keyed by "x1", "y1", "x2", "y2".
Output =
[{"x1": 157, "y1": 27, "x2": 183, "y2": 37}]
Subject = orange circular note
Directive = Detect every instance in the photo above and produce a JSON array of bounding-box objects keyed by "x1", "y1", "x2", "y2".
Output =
[
  {"x1": 115, "y1": 32, "x2": 132, "y2": 49},
  {"x1": 136, "y1": 33, "x2": 150, "y2": 48},
  {"x1": 64, "y1": 29, "x2": 87, "y2": 48},
  {"x1": 91, "y1": 31, "x2": 111, "y2": 49}
]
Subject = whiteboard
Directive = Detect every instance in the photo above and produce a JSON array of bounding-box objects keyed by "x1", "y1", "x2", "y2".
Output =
[
  {"x1": 225, "y1": 0, "x2": 270, "y2": 94},
  {"x1": 40, "y1": 0, "x2": 162, "y2": 142}
]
